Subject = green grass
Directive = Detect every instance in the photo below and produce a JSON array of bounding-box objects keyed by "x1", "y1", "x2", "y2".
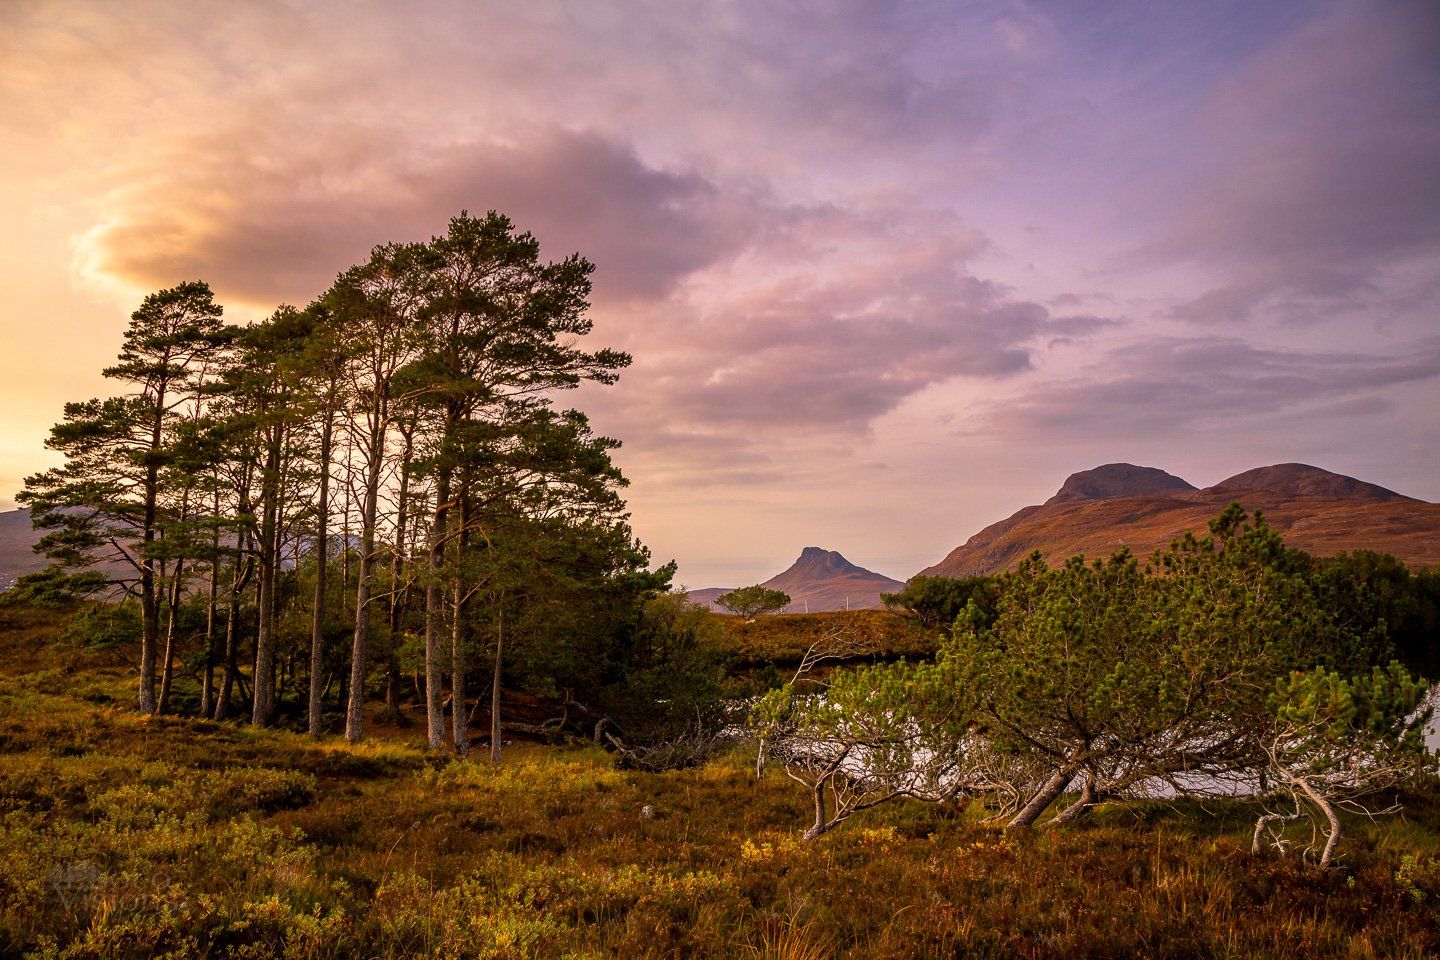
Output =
[{"x1": 1, "y1": 604, "x2": 1438, "y2": 959}]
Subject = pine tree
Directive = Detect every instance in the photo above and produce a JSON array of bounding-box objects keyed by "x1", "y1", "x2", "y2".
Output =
[{"x1": 21, "y1": 281, "x2": 230, "y2": 713}]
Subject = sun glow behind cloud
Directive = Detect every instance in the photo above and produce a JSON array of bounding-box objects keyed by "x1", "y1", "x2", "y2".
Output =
[{"x1": 0, "y1": 0, "x2": 1436, "y2": 584}]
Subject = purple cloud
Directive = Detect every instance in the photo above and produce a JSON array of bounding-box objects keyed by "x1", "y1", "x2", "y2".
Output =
[
  {"x1": 1153, "y1": 0, "x2": 1440, "y2": 324},
  {"x1": 80, "y1": 128, "x2": 755, "y2": 305},
  {"x1": 990, "y1": 336, "x2": 1440, "y2": 435}
]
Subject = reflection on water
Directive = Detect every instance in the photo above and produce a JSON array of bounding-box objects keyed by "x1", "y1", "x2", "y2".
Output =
[{"x1": 1427, "y1": 687, "x2": 1440, "y2": 753}]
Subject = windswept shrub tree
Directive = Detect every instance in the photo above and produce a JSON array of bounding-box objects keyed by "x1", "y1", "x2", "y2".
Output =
[
  {"x1": 1259, "y1": 663, "x2": 1431, "y2": 868},
  {"x1": 758, "y1": 506, "x2": 1432, "y2": 865},
  {"x1": 753, "y1": 652, "x2": 985, "y2": 839},
  {"x1": 717, "y1": 585, "x2": 791, "y2": 620},
  {"x1": 882, "y1": 574, "x2": 998, "y2": 631}
]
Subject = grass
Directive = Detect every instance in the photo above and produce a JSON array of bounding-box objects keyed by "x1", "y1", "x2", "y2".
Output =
[{"x1": 1, "y1": 603, "x2": 1439, "y2": 958}]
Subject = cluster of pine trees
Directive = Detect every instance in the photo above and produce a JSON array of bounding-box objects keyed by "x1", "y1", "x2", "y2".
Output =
[{"x1": 19, "y1": 211, "x2": 671, "y2": 753}]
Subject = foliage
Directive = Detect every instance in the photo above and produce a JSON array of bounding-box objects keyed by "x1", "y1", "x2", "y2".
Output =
[
  {"x1": 58, "y1": 602, "x2": 143, "y2": 654},
  {"x1": 1310, "y1": 551, "x2": 1440, "y2": 677},
  {"x1": 596, "y1": 591, "x2": 730, "y2": 746},
  {"x1": 753, "y1": 652, "x2": 984, "y2": 839},
  {"x1": 0, "y1": 567, "x2": 107, "y2": 608},
  {"x1": 757, "y1": 506, "x2": 1437, "y2": 860},
  {"x1": 881, "y1": 574, "x2": 999, "y2": 631},
  {"x1": 1258, "y1": 662, "x2": 1432, "y2": 867},
  {"x1": 716, "y1": 585, "x2": 792, "y2": 620},
  {"x1": 18, "y1": 212, "x2": 666, "y2": 747}
]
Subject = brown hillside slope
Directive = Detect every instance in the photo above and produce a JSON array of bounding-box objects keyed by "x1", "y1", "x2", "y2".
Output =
[
  {"x1": 0, "y1": 509, "x2": 46, "y2": 587},
  {"x1": 918, "y1": 463, "x2": 1440, "y2": 578},
  {"x1": 0, "y1": 508, "x2": 142, "y2": 589}
]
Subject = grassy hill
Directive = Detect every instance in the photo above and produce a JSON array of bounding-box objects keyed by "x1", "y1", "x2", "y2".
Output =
[{"x1": 2, "y1": 602, "x2": 1439, "y2": 959}]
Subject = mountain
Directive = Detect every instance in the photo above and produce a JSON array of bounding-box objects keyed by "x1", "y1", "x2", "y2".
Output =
[
  {"x1": 685, "y1": 547, "x2": 906, "y2": 613},
  {"x1": 918, "y1": 463, "x2": 1440, "y2": 579},
  {"x1": 0, "y1": 509, "x2": 46, "y2": 589},
  {"x1": 680, "y1": 587, "x2": 730, "y2": 608},
  {"x1": 1046, "y1": 463, "x2": 1197, "y2": 504},
  {"x1": 1209, "y1": 463, "x2": 1405, "y2": 501},
  {"x1": 0, "y1": 507, "x2": 147, "y2": 590}
]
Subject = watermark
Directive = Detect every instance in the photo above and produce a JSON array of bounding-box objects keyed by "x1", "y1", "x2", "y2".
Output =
[{"x1": 44, "y1": 860, "x2": 170, "y2": 925}]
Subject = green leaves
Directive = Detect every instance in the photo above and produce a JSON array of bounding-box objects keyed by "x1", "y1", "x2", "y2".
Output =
[
  {"x1": 1272, "y1": 662, "x2": 1428, "y2": 753},
  {"x1": 716, "y1": 586, "x2": 791, "y2": 620},
  {"x1": 881, "y1": 574, "x2": 998, "y2": 630}
]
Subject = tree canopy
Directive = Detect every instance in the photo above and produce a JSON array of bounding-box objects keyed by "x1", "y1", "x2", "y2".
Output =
[
  {"x1": 716, "y1": 585, "x2": 791, "y2": 620},
  {"x1": 20, "y1": 211, "x2": 672, "y2": 756}
]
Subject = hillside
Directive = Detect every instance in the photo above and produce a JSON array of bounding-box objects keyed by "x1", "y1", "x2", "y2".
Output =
[
  {"x1": 0, "y1": 507, "x2": 139, "y2": 589},
  {"x1": 919, "y1": 462, "x2": 1440, "y2": 578},
  {"x1": 0, "y1": 508, "x2": 44, "y2": 588},
  {"x1": 686, "y1": 547, "x2": 905, "y2": 613},
  {"x1": 713, "y1": 608, "x2": 937, "y2": 665}
]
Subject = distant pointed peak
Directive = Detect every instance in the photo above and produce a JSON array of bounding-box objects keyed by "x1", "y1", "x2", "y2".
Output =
[
  {"x1": 759, "y1": 548, "x2": 903, "y2": 601},
  {"x1": 787, "y1": 547, "x2": 860, "y2": 574}
]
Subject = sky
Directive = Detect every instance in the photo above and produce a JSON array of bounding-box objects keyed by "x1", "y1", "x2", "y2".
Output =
[{"x1": 0, "y1": 0, "x2": 1436, "y2": 587}]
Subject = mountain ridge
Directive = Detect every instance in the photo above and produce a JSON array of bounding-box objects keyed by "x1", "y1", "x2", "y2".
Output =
[{"x1": 917, "y1": 462, "x2": 1438, "y2": 579}]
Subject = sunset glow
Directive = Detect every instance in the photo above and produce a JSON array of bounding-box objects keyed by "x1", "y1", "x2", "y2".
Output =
[{"x1": 2, "y1": 0, "x2": 1436, "y2": 585}]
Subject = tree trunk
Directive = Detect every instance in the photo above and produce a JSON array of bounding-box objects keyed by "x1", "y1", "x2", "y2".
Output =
[
  {"x1": 422, "y1": 467, "x2": 452, "y2": 750},
  {"x1": 801, "y1": 751, "x2": 852, "y2": 841},
  {"x1": 486, "y1": 609, "x2": 502, "y2": 762},
  {"x1": 1294, "y1": 775, "x2": 1342, "y2": 869},
  {"x1": 1050, "y1": 772, "x2": 1100, "y2": 825},
  {"x1": 385, "y1": 667, "x2": 403, "y2": 720},
  {"x1": 214, "y1": 541, "x2": 251, "y2": 720},
  {"x1": 251, "y1": 426, "x2": 281, "y2": 727},
  {"x1": 1008, "y1": 761, "x2": 1081, "y2": 830},
  {"x1": 251, "y1": 554, "x2": 274, "y2": 725},
  {"x1": 307, "y1": 398, "x2": 334, "y2": 736},
  {"x1": 215, "y1": 589, "x2": 239, "y2": 720},
  {"x1": 1251, "y1": 812, "x2": 1292, "y2": 855},
  {"x1": 804, "y1": 769, "x2": 839, "y2": 841},
  {"x1": 200, "y1": 489, "x2": 221, "y2": 718},
  {"x1": 452, "y1": 489, "x2": 470, "y2": 758},
  {"x1": 157, "y1": 557, "x2": 185, "y2": 714},
  {"x1": 452, "y1": 585, "x2": 470, "y2": 757},
  {"x1": 345, "y1": 418, "x2": 386, "y2": 744},
  {"x1": 136, "y1": 398, "x2": 164, "y2": 716},
  {"x1": 383, "y1": 423, "x2": 414, "y2": 724}
]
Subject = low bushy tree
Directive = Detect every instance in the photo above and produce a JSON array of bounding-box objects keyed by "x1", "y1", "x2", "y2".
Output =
[
  {"x1": 1257, "y1": 662, "x2": 1431, "y2": 868},
  {"x1": 882, "y1": 574, "x2": 998, "y2": 631},
  {"x1": 717, "y1": 585, "x2": 791, "y2": 620},
  {"x1": 754, "y1": 654, "x2": 985, "y2": 839}
]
